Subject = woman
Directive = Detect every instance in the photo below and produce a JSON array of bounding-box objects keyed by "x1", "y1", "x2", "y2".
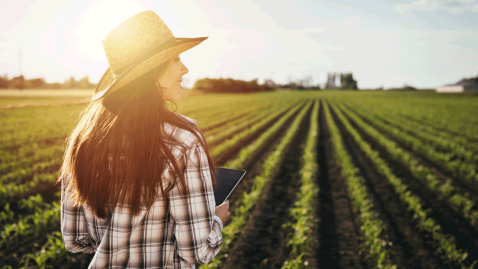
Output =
[{"x1": 58, "y1": 10, "x2": 229, "y2": 268}]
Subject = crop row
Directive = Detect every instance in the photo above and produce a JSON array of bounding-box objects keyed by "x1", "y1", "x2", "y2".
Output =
[
  {"x1": 196, "y1": 99, "x2": 283, "y2": 131},
  {"x1": 180, "y1": 95, "x2": 275, "y2": 119},
  {"x1": 347, "y1": 102, "x2": 478, "y2": 162},
  {"x1": 203, "y1": 101, "x2": 312, "y2": 268},
  {"x1": 1, "y1": 158, "x2": 63, "y2": 186},
  {"x1": 346, "y1": 103, "x2": 478, "y2": 194},
  {"x1": 0, "y1": 105, "x2": 81, "y2": 149},
  {"x1": 282, "y1": 101, "x2": 319, "y2": 269},
  {"x1": 350, "y1": 102, "x2": 478, "y2": 158},
  {"x1": 206, "y1": 100, "x2": 296, "y2": 147},
  {"x1": 323, "y1": 101, "x2": 396, "y2": 268},
  {"x1": 336, "y1": 102, "x2": 478, "y2": 228},
  {"x1": 355, "y1": 99, "x2": 478, "y2": 144},
  {"x1": 0, "y1": 194, "x2": 49, "y2": 226},
  {"x1": 0, "y1": 143, "x2": 64, "y2": 176},
  {"x1": 211, "y1": 101, "x2": 303, "y2": 158},
  {"x1": 1, "y1": 201, "x2": 60, "y2": 252},
  {"x1": 331, "y1": 101, "x2": 474, "y2": 267}
]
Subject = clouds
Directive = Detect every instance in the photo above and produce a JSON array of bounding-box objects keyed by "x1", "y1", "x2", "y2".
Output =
[{"x1": 394, "y1": 0, "x2": 478, "y2": 15}]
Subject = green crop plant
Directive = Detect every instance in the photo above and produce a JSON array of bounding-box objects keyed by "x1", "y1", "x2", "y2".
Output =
[{"x1": 282, "y1": 100, "x2": 320, "y2": 269}]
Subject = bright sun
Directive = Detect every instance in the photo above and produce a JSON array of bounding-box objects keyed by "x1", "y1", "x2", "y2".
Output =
[
  {"x1": 106, "y1": 16, "x2": 126, "y2": 33},
  {"x1": 71, "y1": 0, "x2": 144, "y2": 60}
]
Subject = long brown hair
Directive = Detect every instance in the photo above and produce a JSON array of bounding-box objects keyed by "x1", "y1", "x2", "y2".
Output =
[{"x1": 58, "y1": 61, "x2": 216, "y2": 219}]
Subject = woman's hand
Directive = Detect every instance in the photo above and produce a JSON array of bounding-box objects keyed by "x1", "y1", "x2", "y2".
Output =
[{"x1": 215, "y1": 200, "x2": 230, "y2": 223}]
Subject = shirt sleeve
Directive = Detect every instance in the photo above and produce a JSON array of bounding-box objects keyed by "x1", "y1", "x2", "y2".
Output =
[
  {"x1": 60, "y1": 177, "x2": 96, "y2": 254},
  {"x1": 169, "y1": 141, "x2": 223, "y2": 265}
]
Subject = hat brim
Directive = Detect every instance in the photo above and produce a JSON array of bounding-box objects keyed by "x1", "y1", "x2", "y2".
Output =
[{"x1": 92, "y1": 37, "x2": 207, "y2": 101}]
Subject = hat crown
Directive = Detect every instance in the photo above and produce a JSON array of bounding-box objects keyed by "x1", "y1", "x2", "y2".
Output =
[{"x1": 102, "y1": 11, "x2": 175, "y2": 75}]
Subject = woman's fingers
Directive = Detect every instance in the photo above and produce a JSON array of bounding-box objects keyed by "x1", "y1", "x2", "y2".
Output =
[{"x1": 215, "y1": 200, "x2": 230, "y2": 223}]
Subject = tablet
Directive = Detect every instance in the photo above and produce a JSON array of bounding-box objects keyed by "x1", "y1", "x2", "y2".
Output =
[{"x1": 214, "y1": 168, "x2": 246, "y2": 206}]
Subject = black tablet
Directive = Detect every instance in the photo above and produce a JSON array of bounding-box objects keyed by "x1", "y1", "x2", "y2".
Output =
[{"x1": 214, "y1": 168, "x2": 246, "y2": 206}]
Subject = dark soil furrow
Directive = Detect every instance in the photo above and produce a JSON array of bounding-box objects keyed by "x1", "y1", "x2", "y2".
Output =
[
  {"x1": 2, "y1": 180, "x2": 59, "y2": 209},
  {"x1": 319, "y1": 101, "x2": 363, "y2": 269},
  {"x1": 340, "y1": 106, "x2": 478, "y2": 267},
  {"x1": 223, "y1": 103, "x2": 312, "y2": 269},
  {"x1": 316, "y1": 102, "x2": 341, "y2": 269},
  {"x1": 329, "y1": 105, "x2": 442, "y2": 268}
]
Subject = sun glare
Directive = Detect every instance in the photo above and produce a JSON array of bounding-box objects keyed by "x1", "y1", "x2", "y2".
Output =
[{"x1": 107, "y1": 16, "x2": 125, "y2": 33}]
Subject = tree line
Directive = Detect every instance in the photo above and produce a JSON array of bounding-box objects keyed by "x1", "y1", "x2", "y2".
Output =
[
  {"x1": 193, "y1": 72, "x2": 359, "y2": 93},
  {"x1": 0, "y1": 75, "x2": 96, "y2": 89}
]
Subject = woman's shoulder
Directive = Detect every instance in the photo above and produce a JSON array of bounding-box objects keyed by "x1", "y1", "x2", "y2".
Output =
[{"x1": 164, "y1": 114, "x2": 202, "y2": 150}]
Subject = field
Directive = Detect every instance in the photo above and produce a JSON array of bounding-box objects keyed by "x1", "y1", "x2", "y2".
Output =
[{"x1": 1, "y1": 90, "x2": 478, "y2": 268}]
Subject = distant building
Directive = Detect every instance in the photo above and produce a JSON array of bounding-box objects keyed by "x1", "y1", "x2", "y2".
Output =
[
  {"x1": 436, "y1": 84, "x2": 478, "y2": 93},
  {"x1": 436, "y1": 76, "x2": 478, "y2": 93}
]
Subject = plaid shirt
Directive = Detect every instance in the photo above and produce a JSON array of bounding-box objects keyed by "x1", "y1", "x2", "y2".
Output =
[{"x1": 61, "y1": 115, "x2": 223, "y2": 268}]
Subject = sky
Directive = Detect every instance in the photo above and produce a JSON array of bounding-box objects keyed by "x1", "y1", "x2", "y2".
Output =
[{"x1": 0, "y1": 0, "x2": 477, "y2": 89}]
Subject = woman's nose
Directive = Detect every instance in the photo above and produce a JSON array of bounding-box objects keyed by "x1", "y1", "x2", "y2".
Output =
[{"x1": 181, "y1": 62, "x2": 189, "y2": 75}]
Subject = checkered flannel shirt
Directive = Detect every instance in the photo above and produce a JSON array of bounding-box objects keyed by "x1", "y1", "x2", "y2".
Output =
[{"x1": 61, "y1": 115, "x2": 223, "y2": 268}]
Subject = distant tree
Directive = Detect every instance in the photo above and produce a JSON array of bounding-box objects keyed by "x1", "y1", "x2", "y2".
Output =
[
  {"x1": 24, "y1": 78, "x2": 44, "y2": 88},
  {"x1": 78, "y1": 75, "x2": 91, "y2": 89},
  {"x1": 50, "y1": 82, "x2": 63, "y2": 89},
  {"x1": 64, "y1": 76, "x2": 77, "y2": 88},
  {"x1": 309, "y1": 84, "x2": 321, "y2": 90},
  {"x1": 264, "y1": 79, "x2": 276, "y2": 88},
  {"x1": 12, "y1": 75, "x2": 25, "y2": 90},
  {"x1": 457, "y1": 75, "x2": 478, "y2": 85},
  {"x1": 340, "y1": 73, "x2": 358, "y2": 90},
  {"x1": 193, "y1": 78, "x2": 273, "y2": 93},
  {"x1": 387, "y1": 84, "x2": 417, "y2": 91},
  {"x1": 0, "y1": 74, "x2": 8, "y2": 89}
]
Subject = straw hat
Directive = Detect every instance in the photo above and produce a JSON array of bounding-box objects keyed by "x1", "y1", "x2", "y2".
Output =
[{"x1": 92, "y1": 10, "x2": 207, "y2": 101}]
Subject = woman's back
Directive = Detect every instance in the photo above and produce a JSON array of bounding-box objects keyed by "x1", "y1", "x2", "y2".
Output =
[{"x1": 61, "y1": 117, "x2": 223, "y2": 268}]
